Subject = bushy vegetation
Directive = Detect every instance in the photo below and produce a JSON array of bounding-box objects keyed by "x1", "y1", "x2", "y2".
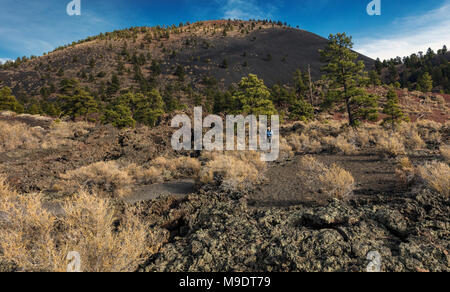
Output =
[
  {"x1": 298, "y1": 156, "x2": 355, "y2": 201},
  {"x1": 0, "y1": 176, "x2": 157, "y2": 272},
  {"x1": 376, "y1": 45, "x2": 450, "y2": 93}
]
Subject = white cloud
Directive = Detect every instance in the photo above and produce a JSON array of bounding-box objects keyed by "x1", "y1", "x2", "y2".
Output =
[
  {"x1": 355, "y1": 2, "x2": 450, "y2": 60},
  {"x1": 0, "y1": 58, "x2": 12, "y2": 64},
  {"x1": 220, "y1": 0, "x2": 278, "y2": 20}
]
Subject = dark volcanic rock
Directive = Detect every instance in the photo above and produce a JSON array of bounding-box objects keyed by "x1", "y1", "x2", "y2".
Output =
[{"x1": 142, "y1": 188, "x2": 449, "y2": 272}]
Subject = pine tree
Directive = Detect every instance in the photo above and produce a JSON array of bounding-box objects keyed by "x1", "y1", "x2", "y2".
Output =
[
  {"x1": 369, "y1": 70, "x2": 381, "y2": 86},
  {"x1": 232, "y1": 74, "x2": 277, "y2": 116},
  {"x1": 102, "y1": 104, "x2": 135, "y2": 129},
  {"x1": 293, "y1": 69, "x2": 307, "y2": 96},
  {"x1": 417, "y1": 72, "x2": 433, "y2": 92},
  {"x1": 175, "y1": 65, "x2": 186, "y2": 81},
  {"x1": 134, "y1": 89, "x2": 166, "y2": 127},
  {"x1": 0, "y1": 86, "x2": 24, "y2": 113},
  {"x1": 60, "y1": 89, "x2": 98, "y2": 121},
  {"x1": 382, "y1": 88, "x2": 409, "y2": 128},
  {"x1": 289, "y1": 99, "x2": 314, "y2": 121},
  {"x1": 320, "y1": 33, "x2": 378, "y2": 126}
]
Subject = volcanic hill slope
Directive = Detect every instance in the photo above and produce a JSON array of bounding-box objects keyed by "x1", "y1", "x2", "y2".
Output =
[{"x1": 0, "y1": 20, "x2": 373, "y2": 103}]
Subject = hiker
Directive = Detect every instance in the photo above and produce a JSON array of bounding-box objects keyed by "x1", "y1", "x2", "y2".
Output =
[{"x1": 267, "y1": 127, "x2": 273, "y2": 143}]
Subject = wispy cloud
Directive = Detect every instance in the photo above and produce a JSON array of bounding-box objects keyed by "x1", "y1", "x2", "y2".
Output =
[
  {"x1": 0, "y1": 0, "x2": 116, "y2": 59},
  {"x1": 355, "y1": 1, "x2": 450, "y2": 60},
  {"x1": 220, "y1": 0, "x2": 279, "y2": 20}
]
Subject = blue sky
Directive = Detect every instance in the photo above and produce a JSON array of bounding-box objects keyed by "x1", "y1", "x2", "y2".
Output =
[{"x1": 0, "y1": 0, "x2": 449, "y2": 63}]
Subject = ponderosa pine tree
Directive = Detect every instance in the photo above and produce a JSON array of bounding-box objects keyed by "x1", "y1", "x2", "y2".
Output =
[
  {"x1": 320, "y1": 33, "x2": 378, "y2": 126},
  {"x1": 232, "y1": 74, "x2": 277, "y2": 116},
  {"x1": 60, "y1": 89, "x2": 98, "y2": 121},
  {"x1": 369, "y1": 70, "x2": 381, "y2": 86},
  {"x1": 0, "y1": 86, "x2": 24, "y2": 113},
  {"x1": 293, "y1": 69, "x2": 307, "y2": 97},
  {"x1": 134, "y1": 89, "x2": 165, "y2": 127},
  {"x1": 382, "y1": 88, "x2": 409, "y2": 129},
  {"x1": 102, "y1": 104, "x2": 135, "y2": 129},
  {"x1": 417, "y1": 72, "x2": 433, "y2": 93},
  {"x1": 289, "y1": 99, "x2": 314, "y2": 121}
]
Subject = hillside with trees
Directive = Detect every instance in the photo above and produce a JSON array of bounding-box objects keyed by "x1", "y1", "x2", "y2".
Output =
[{"x1": 373, "y1": 46, "x2": 450, "y2": 93}]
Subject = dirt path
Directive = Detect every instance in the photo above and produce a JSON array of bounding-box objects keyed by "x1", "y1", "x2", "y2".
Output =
[
  {"x1": 39, "y1": 179, "x2": 196, "y2": 216},
  {"x1": 248, "y1": 154, "x2": 407, "y2": 208},
  {"x1": 124, "y1": 179, "x2": 196, "y2": 204}
]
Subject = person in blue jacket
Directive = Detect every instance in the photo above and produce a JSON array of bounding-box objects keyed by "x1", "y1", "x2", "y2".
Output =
[{"x1": 267, "y1": 127, "x2": 273, "y2": 143}]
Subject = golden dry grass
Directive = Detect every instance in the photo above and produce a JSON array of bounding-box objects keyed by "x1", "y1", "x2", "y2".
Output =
[
  {"x1": 57, "y1": 161, "x2": 134, "y2": 197},
  {"x1": 298, "y1": 156, "x2": 355, "y2": 201},
  {"x1": 375, "y1": 132, "x2": 406, "y2": 157},
  {"x1": 417, "y1": 161, "x2": 450, "y2": 197},
  {"x1": 440, "y1": 145, "x2": 450, "y2": 163},
  {"x1": 199, "y1": 151, "x2": 266, "y2": 191},
  {"x1": 395, "y1": 156, "x2": 415, "y2": 186},
  {"x1": 0, "y1": 121, "x2": 43, "y2": 152},
  {"x1": 0, "y1": 119, "x2": 94, "y2": 152},
  {"x1": 0, "y1": 177, "x2": 156, "y2": 272},
  {"x1": 55, "y1": 156, "x2": 201, "y2": 198},
  {"x1": 150, "y1": 156, "x2": 201, "y2": 179}
]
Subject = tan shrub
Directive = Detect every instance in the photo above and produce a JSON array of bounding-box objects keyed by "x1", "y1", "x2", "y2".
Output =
[
  {"x1": 298, "y1": 156, "x2": 355, "y2": 201},
  {"x1": 334, "y1": 135, "x2": 357, "y2": 155},
  {"x1": 59, "y1": 192, "x2": 155, "y2": 272},
  {"x1": 0, "y1": 120, "x2": 94, "y2": 152},
  {"x1": 376, "y1": 133, "x2": 406, "y2": 157},
  {"x1": 149, "y1": 156, "x2": 201, "y2": 179},
  {"x1": 416, "y1": 120, "x2": 442, "y2": 145},
  {"x1": 398, "y1": 124, "x2": 426, "y2": 150},
  {"x1": 395, "y1": 157, "x2": 415, "y2": 186},
  {"x1": 417, "y1": 161, "x2": 450, "y2": 197},
  {"x1": 440, "y1": 145, "x2": 450, "y2": 163},
  {"x1": 0, "y1": 178, "x2": 156, "y2": 272},
  {"x1": 0, "y1": 121, "x2": 43, "y2": 152},
  {"x1": 287, "y1": 133, "x2": 322, "y2": 153},
  {"x1": 124, "y1": 164, "x2": 162, "y2": 184},
  {"x1": 198, "y1": 152, "x2": 265, "y2": 192},
  {"x1": 279, "y1": 137, "x2": 294, "y2": 158},
  {"x1": 58, "y1": 161, "x2": 133, "y2": 197}
]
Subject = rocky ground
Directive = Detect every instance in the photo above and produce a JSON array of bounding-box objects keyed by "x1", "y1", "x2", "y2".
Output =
[{"x1": 141, "y1": 184, "x2": 449, "y2": 272}]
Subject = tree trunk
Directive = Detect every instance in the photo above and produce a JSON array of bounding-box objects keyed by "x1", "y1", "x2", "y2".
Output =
[
  {"x1": 343, "y1": 82, "x2": 355, "y2": 126},
  {"x1": 308, "y1": 64, "x2": 313, "y2": 105}
]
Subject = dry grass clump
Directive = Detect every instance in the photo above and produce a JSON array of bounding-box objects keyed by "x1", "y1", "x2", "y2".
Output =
[
  {"x1": 439, "y1": 145, "x2": 450, "y2": 163},
  {"x1": 0, "y1": 121, "x2": 43, "y2": 152},
  {"x1": 298, "y1": 156, "x2": 355, "y2": 201},
  {"x1": 375, "y1": 132, "x2": 406, "y2": 157},
  {"x1": 199, "y1": 151, "x2": 266, "y2": 192},
  {"x1": 395, "y1": 157, "x2": 415, "y2": 186},
  {"x1": 56, "y1": 156, "x2": 201, "y2": 198},
  {"x1": 40, "y1": 121, "x2": 92, "y2": 149},
  {"x1": 124, "y1": 163, "x2": 162, "y2": 184},
  {"x1": 58, "y1": 161, "x2": 134, "y2": 197},
  {"x1": 279, "y1": 137, "x2": 294, "y2": 158},
  {"x1": 397, "y1": 124, "x2": 426, "y2": 150},
  {"x1": 149, "y1": 156, "x2": 201, "y2": 179},
  {"x1": 327, "y1": 134, "x2": 357, "y2": 155},
  {"x1": 416, "y1": 120, "x2": 442, "y2": 146},
  {"x1": 0, "y1": 177, "x2": 156, "y2": 272},
  {"x1": 287, "y1": 133, "x2": 322, "y2": 153},
  {"x1": 417, "y1": 161, "x2": 450, "y2": 197},
  {"x1": 0, "y1": 119, "x2": 94, "y2": 152}
]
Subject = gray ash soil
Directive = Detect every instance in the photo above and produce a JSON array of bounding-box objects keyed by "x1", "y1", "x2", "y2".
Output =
[{"x1": 248, "y1": 154, "x2": 407, "y2": 208}]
